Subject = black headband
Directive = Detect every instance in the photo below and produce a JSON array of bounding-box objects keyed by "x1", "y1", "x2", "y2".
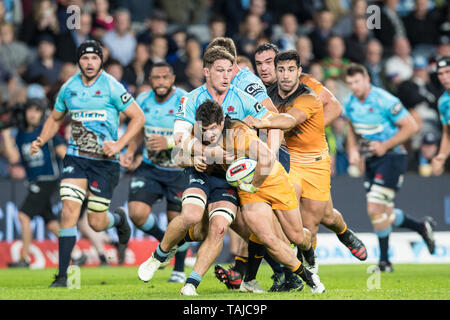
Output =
[
  {"x1": 437, "y1": 56, "x2": 450, "y2": 71},
  {"x1": 77, "y1": 40, "x2": 103, "y2": 63}
]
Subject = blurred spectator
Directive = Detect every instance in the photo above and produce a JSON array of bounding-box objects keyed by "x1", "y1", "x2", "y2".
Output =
[
  {"x1": 372, "y1": 0, "x2": 407, "y2": 54},
  {"x1": 344, "y1": 15, "x2": 372, "y2": 64},
  {"x1": 438, "y1": 2, "x2": 450, "y2": 39},
  {"x1": 172, "y1": 35, "x2": 202, "y2": 86},
  {"x1": 102, "y1": 8, "x2": 136, "y2": 66},
  {"x1": 272, "y1": 13, "x2": 299, "y2": 51},
  {"x1": 327, "y1": 116, "x2": 349, "y2": 176},
  {"x1": 417, "y1": 132, "x2": 440, "y2": 177},
  {"x1": 384, "y1": 36, "x2": 413, "y2": 87},
  {"x1": 246, "y1": 0, "x2": 273, "y2": 37},
  {"x1": 397, "y1": 55, "x2": 441, "y2": 151},
  {"x1": 309, "y1": 9, "x2": 335, "y2": 61},
  {"x1": 309, "y1": 61, "x2": 325, "y2": 84},
  {"x1": 0, "y1": 0, "x2": 23, "y2": 26},
  {"x1": 56, "y1": 12, "x2": 92, "y2": 63},
  {"x1": 324, "y1": 0, "x2": 349, "y2": 23},
  {"x1": 334, "y1": 0, "x2": 368, "y2": 38},
  {"x1": 47, "y1": 62, "x2": 77, "y2": 105},
  {"x1": 24, "y1": 34, "x2": 62, "y2": 86},
  {"x1": 0, "y1": 22, "x2": 33, "y2": 76},
  {"x1": 212, "y1": 0, "x2": 246, "y2": 38},
  {"x1": 403, "y1": 0, "x2": 441, "y2": 58},
  {"x1": 137, "y1": 9, "x2": 169, "y2": 44},
  {"x1": 167, "y1": 28, "x2": 188, "y2": 64},
  {"x1": 267, "y1": 0, "x2": 324, "y2": 25},
  {"x1": 122, "y1": 43, "x2": 152, "y2": 92},
  {"x1": 104, "y1": 58, "x2": 127, "y2": 88},
  {"x1": 0, "y1": 60, "x2": 16, "y2": 104},
  {"x1": 321, "y1": 35, "x2": 350, "y2": 80},
  {"x1": 234, "y1": 14, "x2": 264, "y2": 58},
  {"x1": 19, "y1": 0, "x2": 60, "y2": 47},
  {"x1": 117, "y1": 0, "x2": 154, "y2": 29},
  {"x1": 158, "y1": 0, "x2": 208, "y2": 26},
  {"x1": 91, "y1": 0, "x2": 115, "y2": 41},
  {"x1": 364, "y1": 39, "x2": 387, "y2": 89},
  {"x1": 203, "y1": 15, "x2": 227, "y2": 50},
  {"x1": 149, "y1": 35, "x2": 168, "y2": 65},
  {"x1": 296, "y1": 36, "x2": 314, "y2": 73},
  {"x1": 182, "y1": 58, "x2": 204, "y2": 92}
]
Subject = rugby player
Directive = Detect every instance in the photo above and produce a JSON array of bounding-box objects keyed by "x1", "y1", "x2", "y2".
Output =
[
  {"x1": 205, "y1": 38, "x2": 299, "y2": 292},
  {"x1": 344, "y1": 63, "x2": 436, "y2": 272},
  {"x1": 30, "y1": 40, "x2": 145, "y2": 286},
  {"x1": 432, "y1": 56, "x2": 450, "y2": 175},
  {"x1": 120, "y1": 62, "x2": 189, "y2": 283},
  {"x1": 194, "y1": 100, "x2": 325, "y2": 294},
  {"x1": 137, "y1": 46, "x2": 269, "y2": 296}
]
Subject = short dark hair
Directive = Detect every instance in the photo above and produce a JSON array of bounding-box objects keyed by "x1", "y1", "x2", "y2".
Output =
[
  {"x1": 195, "y1": 99, "x2": 224, "y2": 127},
  {"x1": 150, "y1": 61, "x2": 174, "y2": 74},
  {"x1": 255, "y1": 43, "x2": 279, "y2": 56},
  {"x1": 274, "y1": 50, "x2": 301, "y2": 68},
  {"x1": 344, "y1": 63, "x2": 369, "y2": 77},
  {"x1": 206, "y1": 37, "x2": 237, "y2": 59},
  {"x1": 203, "y1": 46, "x2": 235, "y2": 68}
]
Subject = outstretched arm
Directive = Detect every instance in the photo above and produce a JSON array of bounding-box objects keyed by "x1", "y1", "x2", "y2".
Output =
[{"x1": 30, "y1": 109, "x2": 66, "y2": 156}]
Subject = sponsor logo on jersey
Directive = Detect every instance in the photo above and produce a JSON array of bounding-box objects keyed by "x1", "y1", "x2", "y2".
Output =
[
  {"x1": 121, "y1": 92, "x2": 132, "y2": 104},
  {"x1": 176, "y1": 96, "x2": 187, "y2": 117},
  {"x1": 63, "y1": 166, "x2": 75, "y2": 174},
  {"x1": 71, "y1": 110, "x2": 107, "y2": 122},
  {"x1": 253, "y1": 102, "x2": 263, "y2": 113},
  {"x1": 245, "y1": 83, "x2": 265, "y2": 97},
  {"x1": 130, "y1": 179, "x2": 145, "y2": 189},
  {"x1": 144, "y1": 126, "x2": 174, "y2": 137},
  {"x1": 390, "y1": 103, "x2": 403, "y2": 116}
]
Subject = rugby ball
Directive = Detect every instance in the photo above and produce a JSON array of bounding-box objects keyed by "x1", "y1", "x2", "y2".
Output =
[{"x1": 226, "y1": 158, "x2": 257, "y2": 187}]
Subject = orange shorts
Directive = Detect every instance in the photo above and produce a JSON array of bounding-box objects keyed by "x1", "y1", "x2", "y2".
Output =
[
  {"x1": 289, "y1": 157, "x2": 331, "y2": 201},
  {"x1": 238, "y1": 162, "x2": 298, "y2": 211}
]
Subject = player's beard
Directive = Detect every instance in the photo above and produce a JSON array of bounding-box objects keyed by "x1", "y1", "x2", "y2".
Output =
[
  {"x1": 80, "y1": 65, "x2": 102, "y2": 82},
  {"x1": 154, "y1": 85, "x2": 173, "y2": 101}
]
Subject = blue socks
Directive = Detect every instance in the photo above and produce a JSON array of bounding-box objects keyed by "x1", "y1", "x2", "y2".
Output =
[
  {"x1": 186, "y1": 271, "x2": 202, "y2": 288},
  {"x1": 58, "y1": 227, "x2": 77, "y2": 277}
]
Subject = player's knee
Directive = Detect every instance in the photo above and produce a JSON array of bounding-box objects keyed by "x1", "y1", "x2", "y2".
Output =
[
  {"x1": 87, "y1": 195, "x2": 111, "y2": 214},
  {"x1": 17, "y1": 212, "x2": 30, "y2": 223},
  {"x1": 181, "y1": 193, "x2": 207, "y2": 227},
  {"x1": 89, "y1": 219, "x2": 105, "y2": 232},
  {"x1": 367, "y1": 185, "x2": 395, "y2": 209},
  {"x1": 127, "y1": 204, "x2": 149, "y2": 226},
  {"x1": 60, "y1": 183, "x2": 86, "y2": 205}
]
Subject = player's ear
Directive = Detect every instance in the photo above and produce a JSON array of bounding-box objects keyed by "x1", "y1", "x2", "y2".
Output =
[{"x1": 203, "y1": 67, "x2": 209, "y2": 78}]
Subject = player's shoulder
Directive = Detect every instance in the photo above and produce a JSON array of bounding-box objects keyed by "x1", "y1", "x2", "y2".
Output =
[
  {"x1": 174, "y1": 86, "x2": 188, "y2": 98},
  {"x1": 299, "y1": 73, "x2": 323, "y2": 94},
  {"x1": 438, "y1": 91, "x2": 450, "y2": 108},
  {"x1": 371, "y1": 86, "x2": 400, "y2": 105},
  {"x1": 59, "y1": 73, "x2": 81, "y2": 92},
  {"x1": 136, "y1": 90, "x2": 153, "y2": 104}
]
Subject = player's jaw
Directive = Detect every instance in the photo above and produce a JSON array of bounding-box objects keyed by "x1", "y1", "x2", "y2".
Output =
[
  {"x1": 79, "y1": 54, "x2": 102, "y2": 81},
  {"x1": 437, "y1": 67, "x2": 450, "y2": 90}
]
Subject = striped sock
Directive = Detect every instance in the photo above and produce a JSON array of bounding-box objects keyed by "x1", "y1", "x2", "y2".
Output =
[{"x1": 186, "y1": 271, "x2": 202, "y2": 288}]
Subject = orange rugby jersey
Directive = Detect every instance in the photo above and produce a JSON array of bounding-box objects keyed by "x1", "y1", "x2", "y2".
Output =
[
  {"x1": 273, "y1": 85, "x2": 329, "y2": 164},
  {"x1": 299, "y1": 73, "x2": 324, "y2": 96}
]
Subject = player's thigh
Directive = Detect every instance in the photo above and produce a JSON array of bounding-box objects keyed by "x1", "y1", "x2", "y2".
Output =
[
  {"x1": 240, "y1": 202, "x2": 276, "y2": 244},
  {"x1": 208, "y1": 200, "x2": 238, "y2": 235},
  {"x1": 276, "y1": 207, "x2": 305, "y2": 243},
  {"x1": 230, "y1": 207, "x2": 251, "y2": 242},
  {"x1": 300, "y1": 198, "x2": 327, "y2": 234}
]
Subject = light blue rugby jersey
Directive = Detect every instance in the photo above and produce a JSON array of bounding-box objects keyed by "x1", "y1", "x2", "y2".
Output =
[
  {"x1": 54, "y1": 71, "x2": 134, "y2": 161},
  {"x1": 343, "y1": 86, "x2": 410, "y2": 152},
  {"x1": 176, "y1": 84, "x2": 268, "y2": 124},
  {"x1": 231, "y1": 67, "x2": 269, "y2": 103},
  {"x1": 136, "y1": 87, "x2": 187, "y2": 170},
  {"x1": 438, "y1": 91, "x2": 450, "y2": 126}
]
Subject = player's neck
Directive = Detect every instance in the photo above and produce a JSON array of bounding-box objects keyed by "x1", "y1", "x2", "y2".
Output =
[
  {"x1": 357, "y1": 86, "x2": 372, "y2": 103},
  {"x1": 81, "y1": 70, "x2": 103, "y2": 87},
  {"x1": 278, "y1": 82, "x2": 299, "y2": 99},
  {"x1": 206, "y1": 83, "x2": 229, "y2": 105}
]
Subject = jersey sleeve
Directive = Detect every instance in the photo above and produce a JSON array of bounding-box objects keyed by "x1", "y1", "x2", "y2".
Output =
[
  {"x1": 240, "y1": 90, "x2": 268, "y2": 119},
  {"x1": 175, "y1": 94, "x2": 196, "y2": 124},
  {"x1": 242, "y1": 80, "x2": 270, "y2": 103},
  {"x1": 292, "y1": 94, "x2": 322, "y2": 120},
  {"x1": 386, "y1": 99, "x2": 409, "y2": 124},
  {"x1": 110, "y1": 78, "x2": 135, "y2": 112},
  {"x1": 300, "y1": 74, "x2": 324, "y2": 95}
]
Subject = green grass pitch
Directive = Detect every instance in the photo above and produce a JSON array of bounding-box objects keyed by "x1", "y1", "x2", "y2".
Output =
[{"x1": 1, "y1": 263, "x2": 449, "y2": 300}]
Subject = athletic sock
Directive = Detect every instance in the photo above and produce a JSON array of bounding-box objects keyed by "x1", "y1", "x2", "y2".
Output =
[
  {"x1": 106, "y1": 211, "x2": 122, "y2": 229},
  {"x1": 173, "y1": 242, "x2": 189, "y2": 272},
  {"x1": 153, "y1": 244, "x2": 169, "y2": 262},
  {"x1": 137, "y1": 214, "x2": 165, "y2": 241},
  {"x1": 393, "y1": 208, "x2": 425, "y2": 234},
  {"x1": 378, "y1": 235, "x2": 390, "y2": 262},
  {"x1": 301, "y1": 246, "x2": 315, "y2": 265},
  {"x1": 185, "y1": 271, "x2": 202, "y2": 288},
  {"x1": 233, "y1": 256, "x2": 248, "y2": 276},
  {"x1": 244, "y1": 240, "x2": 266, "y2": 282},
  {"x1": 58, "y1": 227, "x2": 78, "y2": 277},
  {"x1": 264, "y1": 252, "x2": 284, "y2": 275},
  {"x1": 99, "y1": 254, "x2": 107, "y2": 264}
]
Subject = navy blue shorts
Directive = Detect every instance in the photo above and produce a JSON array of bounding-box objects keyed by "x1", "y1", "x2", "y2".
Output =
[
  {"x1": 20, "y1": 180, "x2": 59, "y2": 224},
  {"x1": 61, "y1": 155, "x2": 120, "y2": 199},
  {"x1": 128, "y1": 163, "x2": 187, "y2": 212},
  {"x1": 278, "y1": 147, "x2": 290, "y2": 173},
  {"x1": 364, "y1": 152, "x2": 408, "y2": 192},
  {"x1": 185, "y1": 167, "x2": 239, "y2": 207}
]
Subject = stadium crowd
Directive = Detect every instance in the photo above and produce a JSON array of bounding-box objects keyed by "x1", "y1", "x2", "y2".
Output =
[{"x1": 0, "y1": 0, "x2": 449, "y2": 178}]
